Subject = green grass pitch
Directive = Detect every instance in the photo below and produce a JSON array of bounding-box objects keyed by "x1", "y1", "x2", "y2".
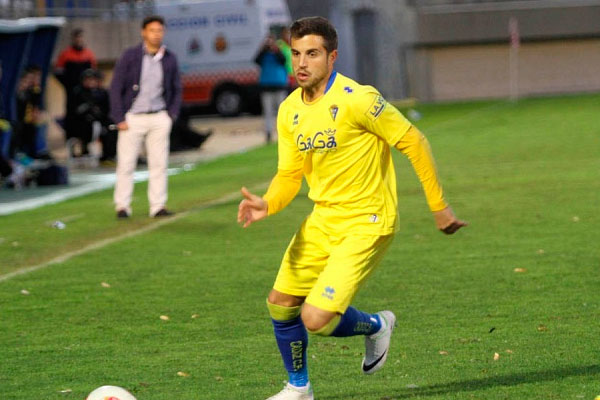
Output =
[{"x1": 0, "y1": 94, "x2": 599, "y2": 399}]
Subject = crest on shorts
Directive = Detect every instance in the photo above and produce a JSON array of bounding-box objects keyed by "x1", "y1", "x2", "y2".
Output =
[{"x1": 329, "y1": 105, "x2": 338, "y2": 121}]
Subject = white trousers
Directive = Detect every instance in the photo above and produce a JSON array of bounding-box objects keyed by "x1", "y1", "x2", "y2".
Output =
[
  {"x1": 261, "y1": 89, "x2": 287, "y2": 139},
  {"x1": 114, "y1": 111, "x2": 172, "y2": 216}
]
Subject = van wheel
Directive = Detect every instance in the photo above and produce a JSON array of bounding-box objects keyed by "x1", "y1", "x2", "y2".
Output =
[{"x1": 214, "y1": 87, "x2": 243, "y2": 117}]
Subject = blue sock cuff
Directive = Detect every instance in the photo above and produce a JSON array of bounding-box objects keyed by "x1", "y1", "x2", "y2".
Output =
[{"x1": 331, "y1": 307, "x2": 382, "y2": 337}]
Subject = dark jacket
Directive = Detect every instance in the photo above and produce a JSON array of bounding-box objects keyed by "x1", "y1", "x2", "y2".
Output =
[{"x1": 109, "y1": 43, "x2": 182, "y2": 124}]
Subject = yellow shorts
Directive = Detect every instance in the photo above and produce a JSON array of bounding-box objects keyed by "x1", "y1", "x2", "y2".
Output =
[{"x1": 273, "y1": 216, "x2": 394, "y2": 314}]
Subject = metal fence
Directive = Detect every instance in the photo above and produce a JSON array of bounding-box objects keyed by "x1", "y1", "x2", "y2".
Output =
[{"x1": 0, "y1": 0, "x2": 155, "y2": 19}]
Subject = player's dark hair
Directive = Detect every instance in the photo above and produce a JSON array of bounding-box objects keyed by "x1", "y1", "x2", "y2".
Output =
[
  {"x1": 142, "y1": 15, "x2": 165, "y2": 29},
  {"x1": 290, "y1": 16, "x2": 338, "y2": 53}
]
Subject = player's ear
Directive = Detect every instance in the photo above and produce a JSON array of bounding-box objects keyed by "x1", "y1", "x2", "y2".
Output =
[{"x1": 328, "y1": 49, "x2": 338, "y2": 64}]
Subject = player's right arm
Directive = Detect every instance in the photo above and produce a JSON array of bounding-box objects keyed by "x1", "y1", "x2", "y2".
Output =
[
  {"x1": 238, "y1": 186, "x2": 268, "y2": 228},
  {"x1": 238, "y1": 103, "x2": 303, "y2": 228},
  {"x1": 109, "y1": 50, "x2": 129, "y2": 130}
]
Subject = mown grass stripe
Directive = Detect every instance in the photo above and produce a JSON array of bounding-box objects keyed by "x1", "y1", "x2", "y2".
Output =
[{"x1": 0, "y1": 185, "x2": 267, "y2": 283}]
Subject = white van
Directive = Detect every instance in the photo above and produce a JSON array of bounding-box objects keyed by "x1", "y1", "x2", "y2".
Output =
[{"x1": 156, "y1": 0, "x2": 291, "y2": 116}]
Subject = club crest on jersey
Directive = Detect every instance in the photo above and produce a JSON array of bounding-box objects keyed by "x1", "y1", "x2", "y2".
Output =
[
  {"x1": 329, "y1": 105, "x2": 338, "y2": 121},
  {"x1": 296, "y1": 129, "x2": 337, "y2": 153},
  {"x1": 366, "y1": 95, "x2": 387, "y2": 122}
]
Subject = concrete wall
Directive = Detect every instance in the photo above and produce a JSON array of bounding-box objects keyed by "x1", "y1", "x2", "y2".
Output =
[
  {"x1": 415, "y1": 2, "x2": 600, "y2": 45},
  {"x1": 409, "y1": 2, "x2": 600, "y2": 100},
  {"x1": 414, "y1": 39, "x2": 600, "y2": 101}
]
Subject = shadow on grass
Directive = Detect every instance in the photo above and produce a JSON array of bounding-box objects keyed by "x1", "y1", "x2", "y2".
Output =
[{"x1": 324, "y1": 364, "x2": 600, "y2": 399}]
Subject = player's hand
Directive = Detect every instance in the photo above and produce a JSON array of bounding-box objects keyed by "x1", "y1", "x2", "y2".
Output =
[
  {"x1": 238, "y1": 186, "x2": 268, "y2": 228},
  {"x1": 433, "y1": 206, "x2": 468, "y2": 235},
  {"x1": 117, "y1": 121, "x2": 129, "y2": 131}
]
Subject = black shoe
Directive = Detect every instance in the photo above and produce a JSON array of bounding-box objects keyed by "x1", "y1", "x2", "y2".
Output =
[
  {"x1": 153, "y1": 208, "x2": 174, "y2": 218},
  {"x1": 117, "y1": 209, "x2": 129, "y2": 219}
]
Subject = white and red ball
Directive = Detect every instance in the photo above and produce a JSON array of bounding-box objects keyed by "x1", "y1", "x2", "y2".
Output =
[{"x1": 86, "y1": 385, "x2": 137, "y2": 400}]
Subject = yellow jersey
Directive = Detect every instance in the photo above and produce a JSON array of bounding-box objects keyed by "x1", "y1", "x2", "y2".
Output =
[{"x1": 265, "y1": 71, "x2": 446, "y2": 236}]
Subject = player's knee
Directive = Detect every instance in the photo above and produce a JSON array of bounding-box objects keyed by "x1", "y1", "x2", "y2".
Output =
[
  {"x1": 267, "y1": 290, "x2": 303, "y2": 308},
  {"x1": 266, "y1": 299, "x2": 301, "y2": 322},
  {"x1": 302, "y1": 310, "x2": 340, "y2": 336}
]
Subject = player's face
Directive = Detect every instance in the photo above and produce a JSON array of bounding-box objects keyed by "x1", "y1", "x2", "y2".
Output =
[
  {"x1": 142, "y1": 21, "x2": 165, "y2": 49},
  {"x1": 291, "y1": 34, "x2": 337, "y2": 97}
]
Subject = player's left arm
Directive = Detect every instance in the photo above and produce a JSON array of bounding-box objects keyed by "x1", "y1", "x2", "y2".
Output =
[
  {"x1": 356, "y1": 91, "x2": 467, "y2": 234},
  {"x1": 394, "y1": 126, "x2": 467, "y2": 234}
]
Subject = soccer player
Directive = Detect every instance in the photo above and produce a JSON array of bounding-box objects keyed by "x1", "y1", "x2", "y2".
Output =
[{"x1": 238, "y1": 17, "x2": 467, "y2": 400}]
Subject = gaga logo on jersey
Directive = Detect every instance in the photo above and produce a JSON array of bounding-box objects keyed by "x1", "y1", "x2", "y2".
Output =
[{"x1": 296, "y1": 129, "x2": 337, "y2": 154}]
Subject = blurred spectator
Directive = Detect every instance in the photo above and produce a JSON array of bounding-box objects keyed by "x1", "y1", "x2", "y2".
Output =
[
  {"x1": 254, "y1": 33, "x2": 288, "y2": 143},
  {"x1": 54, "y1": 28, "x2": 97, "y2": 143},
  {"x1": 70, "y1": 68, "x2": 117, "y2": 162},
  {"x1": 11, "y1": 65, "x2": 44, "y2": 159},
  {"x1": 276, "y1": 26, "x2": 296, "y2": 90},
  {"x1": 0, "y1": 60, "x2": 12, "y2": 183},
  {"x1": 0, "y1": 60, "x2": 12, "y2": 159}
]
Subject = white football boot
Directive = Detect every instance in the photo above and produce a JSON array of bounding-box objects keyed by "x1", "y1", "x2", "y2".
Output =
[
  {"x1": 361, "y1": 310, "x2": 396, "y2": 374},
  {"x1": 266, "y1": 382, "x2": 314, "y2": 400}
]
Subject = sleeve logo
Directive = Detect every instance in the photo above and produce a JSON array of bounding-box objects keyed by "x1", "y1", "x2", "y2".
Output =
[
  {"x1": 366, "y1": 95, "x2": 386, "y2": 122},
  {"x1": 321, "y1": 286, "x2": 336, "y2": 300}
]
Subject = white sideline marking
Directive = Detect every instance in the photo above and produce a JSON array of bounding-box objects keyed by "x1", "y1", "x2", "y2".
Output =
[
  {"x1": 0, "y1": 187, "x2": 259, "y2": 283},
  {"x1": 0, "y1": 168, "x2": 184, "y2": 216}
]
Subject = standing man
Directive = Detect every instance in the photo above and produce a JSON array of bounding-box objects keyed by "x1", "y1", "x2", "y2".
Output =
[
  {"x1": 255, "y1": 33, "x2": 288, "y2": 143},
  {"x1": 276, "y1": 26, "x2": 295, "y2": 89},
  {"x1": 110, "y1": 15, "x2": 181, "y2": 219},
  {"x1": 238, "y1": 17, "x2": 467, "y2": 400},
  {"x1": 54, "y1": 28, "x2": 97, "y2": 143}
]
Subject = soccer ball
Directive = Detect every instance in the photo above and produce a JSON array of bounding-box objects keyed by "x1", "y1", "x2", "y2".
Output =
[{"x1": 86, "y1": 385, "x2": 137, "y2": 400}]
